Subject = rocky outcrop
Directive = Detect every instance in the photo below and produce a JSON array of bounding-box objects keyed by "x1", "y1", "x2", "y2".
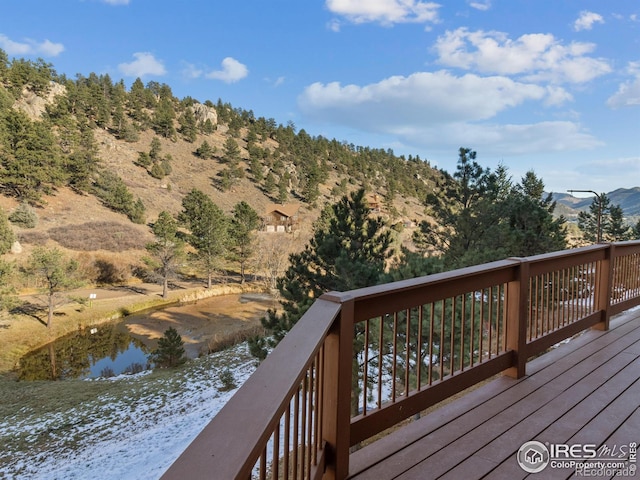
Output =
[
  {"x1": 192, "y1": 102, "x2": 218, "y2": 126},
  {"x1": 13, "y1": 82, "x2": 66, "y2": 120}
]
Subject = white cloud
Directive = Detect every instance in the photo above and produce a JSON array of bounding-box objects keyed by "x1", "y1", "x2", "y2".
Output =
[
  {"x1": 469, "y1": 0, "x2": 491, "y2": 11},
  {"x1": 205, "y1": 57, "x2": 248, "y2": 83},
  {"x1": 0, "y1": 34, "x2": 64, "y2": 57},
  {"x1": 607, "y1": 78, "x2": 640, "y2": 108},
  {"x1": 574, "y1": 11, "x2": 604, "y2": 31},
  {"x1": 118, "y1": 52, "x2": 166, "y2": 77},
  {"x1": 298, "y1": 71, "x2": 599, "y2": 157},
  {"x1": 181, "y1": 62, "x2": 203, "y2": 80},
  {"x1": 434, "y1": 28, "x2": 611, "y2": 84},
  {"x1": 102, "y1": 0, "x2": 130, "y2": 5},
  {"x1": 325, "y1": 0, "x2": 440, "y2": 26},
  {"x1": 299, "y1": 70, "x2": 564, "y2": 128}
]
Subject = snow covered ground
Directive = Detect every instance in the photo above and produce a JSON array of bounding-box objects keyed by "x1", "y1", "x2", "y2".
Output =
[{"x1": 0, "y1": 343, "x2": 258, "y2": 480}]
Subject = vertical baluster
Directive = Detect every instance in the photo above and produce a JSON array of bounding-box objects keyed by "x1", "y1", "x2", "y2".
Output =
[
  {"x1": 306, "y1": 367, "x2": 313, "y2": 480},
  {"x1": 292, "y1": 388, "x2": 299, "y2": 480},
  {"x1": 272, "y1": 417, "x2": 280, "y2": 480},
  {"x1": 460, "y1": 295, "x2": 466, "y2": 372},
  {"x1": 450, "y1": 296, "x2": 456, "y2": 376},
  {"x1": 314, "y1": 350, "x2": 322, "y2": 467},
  {"x1": 377, "y1": 316, "x2": 383, "y2": 410},
  {"x1": 362, "y1": 319, "x2": 369, "y2": 415},
  {"x1": 487, "y1": 287, "x2": 495, "y2": 359},
  {"x1": 284, "y1": 404, "x2": 290, "y2": 479},
  {"x1": 416, "y1": 305, "x2": 423, "y2": 391},
  {"x1": 440, "y1": 300, "x2": 445, "y2": 382},
  {"x1": 392, "y1": 312, "x2": 398, "y2": 402},
  {"x1": 260, "y1": 446, "x2": 267, "y2": 480},
  {"x1": 300, "y1": 376, "x2": 307, "y2": 480},
  {"x1": 428, "y1": 303, "x2": 435, "y2": 386},
  {"x1": 479, "y1": 291, "x2": 484, "y2": 362},
  {"x1": 470, "y1": 291, "x2": 476, "y2": 366},
  {"x1": 405, "y1": 309, "x2": 411, "y2": 397}
]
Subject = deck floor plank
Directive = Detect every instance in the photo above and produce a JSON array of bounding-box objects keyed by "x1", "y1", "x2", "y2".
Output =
[{"x1": 348, "y1": 311, "x2": 640, "y2": 480}]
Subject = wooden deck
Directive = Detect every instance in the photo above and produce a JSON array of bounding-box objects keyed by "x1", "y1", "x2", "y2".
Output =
[{"x1": 349, "y1": 308, "x2": 640, "y2": 480}]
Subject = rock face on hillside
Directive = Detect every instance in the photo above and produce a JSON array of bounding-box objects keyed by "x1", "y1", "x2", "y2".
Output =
[
  {"x1": 14, "y1": 82, "x2": 66, "y2": 120},
  {"x1": 192, "y1": 102, "x2": 218, "y2": 126}
]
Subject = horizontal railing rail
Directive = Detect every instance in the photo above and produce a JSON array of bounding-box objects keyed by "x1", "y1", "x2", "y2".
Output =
[{"x1": 162, "y1": 242, "x2": 640, "y2": 480}]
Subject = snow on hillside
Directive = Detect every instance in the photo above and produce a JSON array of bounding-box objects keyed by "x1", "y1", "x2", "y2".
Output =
[{"x1": 0, "y1": 344, "x2": 258, "y2": 480}]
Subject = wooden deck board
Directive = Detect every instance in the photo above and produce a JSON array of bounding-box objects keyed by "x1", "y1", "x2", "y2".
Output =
[{"x1": 348, "y1": 310, "x2": 640, "y2": 480}]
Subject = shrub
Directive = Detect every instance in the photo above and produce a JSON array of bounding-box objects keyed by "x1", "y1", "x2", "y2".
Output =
[
  {"x1": 123, "y1": 362, "x2": 145, "y2": 375},
  {"x1": 219, "y1": 368, "x2": 236, "y2": 391},
  {"x1": 9, "y1": 203, "x2": 38, "y2": 228}
]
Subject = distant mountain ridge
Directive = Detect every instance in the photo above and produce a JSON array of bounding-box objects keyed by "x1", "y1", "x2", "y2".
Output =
[{"x1": 551, "y1": 187, "x2": 640, "y2": 221}]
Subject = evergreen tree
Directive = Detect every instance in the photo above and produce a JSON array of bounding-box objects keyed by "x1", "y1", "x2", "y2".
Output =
[
  {"x1": 0, "y1": 207, "x2": 15, "y2": 254},
  {"x1": 259, "y1": 188, "x2": 394, "y2": 344},
  {"x1": 151, "y1": 327, "x2": 186, "y2": 368},
  {"x1": 0, "y1": 110, "x2": 65, "y2": 203},
  {"x1": 419, "y1": 148, "x2": 490, "y2": 269},
  {"x1": 144, "y1": 211, "x2": 185, "y2": 298},
  {"x1": 179, "y1": 189, "x2": 228, "y2": 288},
  {"x1": 607, "y1": 204, "x2": 632, "y2": 241},
  {"x1": 152, "y1": 97, "x2": 176, "y2": 139},
  {"x1": 179, "y1": 107, "x2": 198, "y2": 142},
  {"x1": 501, "y1": 171, "x2": 567, "y2": 256},
  {"x1": 229, "y1": 201, "x2": 260, "y2": 283},
  {"x1": 577, "y1": 194, "x2": 611, "y2": 243},
  {"x1": 195, "y1": 140, "x2": 215, "y2": 159},
  {"x1": 0, "y1": 258, "x2": 16, "y2": 312}
]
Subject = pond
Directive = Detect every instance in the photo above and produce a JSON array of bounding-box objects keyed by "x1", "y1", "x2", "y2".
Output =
[
  {"x1": 17, "y1": 292, "x2": 275, "y2": 381},
  {"x1": 18, "y1": 321, "x2": 153, "y2": 381}
]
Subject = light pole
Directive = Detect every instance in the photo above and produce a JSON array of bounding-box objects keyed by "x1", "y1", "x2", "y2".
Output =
[{"x1": 568, "y1": 189, "x2": 603, "y2": 243}]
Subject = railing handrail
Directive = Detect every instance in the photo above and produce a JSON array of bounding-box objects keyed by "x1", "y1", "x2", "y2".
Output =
[
  {"x1": 162, "y1": 298, "x2": 341, "y2": 479},
  {"x1": 163, "y1": 241, "x2": 640, "y2": 480}
]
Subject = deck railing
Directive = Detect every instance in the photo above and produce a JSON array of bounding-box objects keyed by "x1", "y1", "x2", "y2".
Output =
[{"x1": 162, "y1": 241, "x2": 640, "y2": 480}]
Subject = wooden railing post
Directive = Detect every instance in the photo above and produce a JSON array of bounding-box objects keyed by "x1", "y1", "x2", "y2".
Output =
[
  {"x1": 594, "y1": 243, "x2": 614, "y2": 331},
  {"x1": 320, "y1": 294, "x2": 354, "y2": 480},
  {"x1": 505, "y1": 258, "x2": 529, "y2": 378}
]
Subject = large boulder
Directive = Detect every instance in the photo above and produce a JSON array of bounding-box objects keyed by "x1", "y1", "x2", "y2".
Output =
[{"x1": 192, "y1": 103, "x2": 218, "y2": 126}]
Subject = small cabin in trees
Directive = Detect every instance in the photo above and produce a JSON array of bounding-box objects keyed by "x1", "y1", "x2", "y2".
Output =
[{"x1": 264, "y1": 204, "x2": 300, "y2": 233}]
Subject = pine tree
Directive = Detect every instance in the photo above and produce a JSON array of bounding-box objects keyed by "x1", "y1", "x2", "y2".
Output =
[
  {"x1": 0, "y1": 207, "x2": 15, "y2": 254},
  {"x1": 179, "y1": 107, "x2": 198, "y2": 143},
  {"x1": 151, "y1": 327, "x2": 186, "y2": 368},
  {"x1": 145, "y1": 211, "x2": 185, "y2": 298},
  {"x1": 229, "y1": 201, "x2": 260, "y2": 283},
  {"x1": 179, "y1": 189, "x2": 228, "y2": 288},
  {"x1": 259, "y1": 188, "x2": 394, "y2": 344},
  {"x1": 577, "y1": 194, "x2": 611, "y2": 243}
]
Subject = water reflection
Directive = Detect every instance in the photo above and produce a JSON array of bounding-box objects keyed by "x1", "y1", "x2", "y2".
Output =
[{"x1": 18, "y1": 323, "x2": 151, "y2": 381}]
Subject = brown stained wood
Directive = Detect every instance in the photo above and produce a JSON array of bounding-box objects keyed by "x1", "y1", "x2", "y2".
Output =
[
  {"x1": 349, "y1": 312, "x2": 640, "y2": 480},
  {"x1": 161, "y1": 299, "x2": 340, "y2": 480}
]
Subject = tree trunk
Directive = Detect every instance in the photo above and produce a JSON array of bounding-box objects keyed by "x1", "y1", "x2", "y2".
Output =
[
  {"x1": 162, "y1": 277, "x2": 168, "y2": 299},
  {"x1": 47, "y1": 292, "x2": 54, "y2": 328}
]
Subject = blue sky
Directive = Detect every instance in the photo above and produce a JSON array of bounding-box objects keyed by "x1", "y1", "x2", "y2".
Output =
[{"x1": 1, "y1": 0, "x2": 639, "y2": 194}]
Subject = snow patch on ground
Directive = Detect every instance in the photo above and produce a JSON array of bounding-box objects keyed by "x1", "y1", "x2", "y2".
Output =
[{"x1": 0, "y1": 344, "x2": 258, "y2": 480}]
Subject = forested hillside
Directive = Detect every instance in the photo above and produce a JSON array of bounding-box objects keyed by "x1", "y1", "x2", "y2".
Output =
[
  {"x1": 0, "y1": 50, "x2": 638, "y2": 300},
  {"x1": 0, "y1": 49, "x2": 442, "y2": 284}
]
